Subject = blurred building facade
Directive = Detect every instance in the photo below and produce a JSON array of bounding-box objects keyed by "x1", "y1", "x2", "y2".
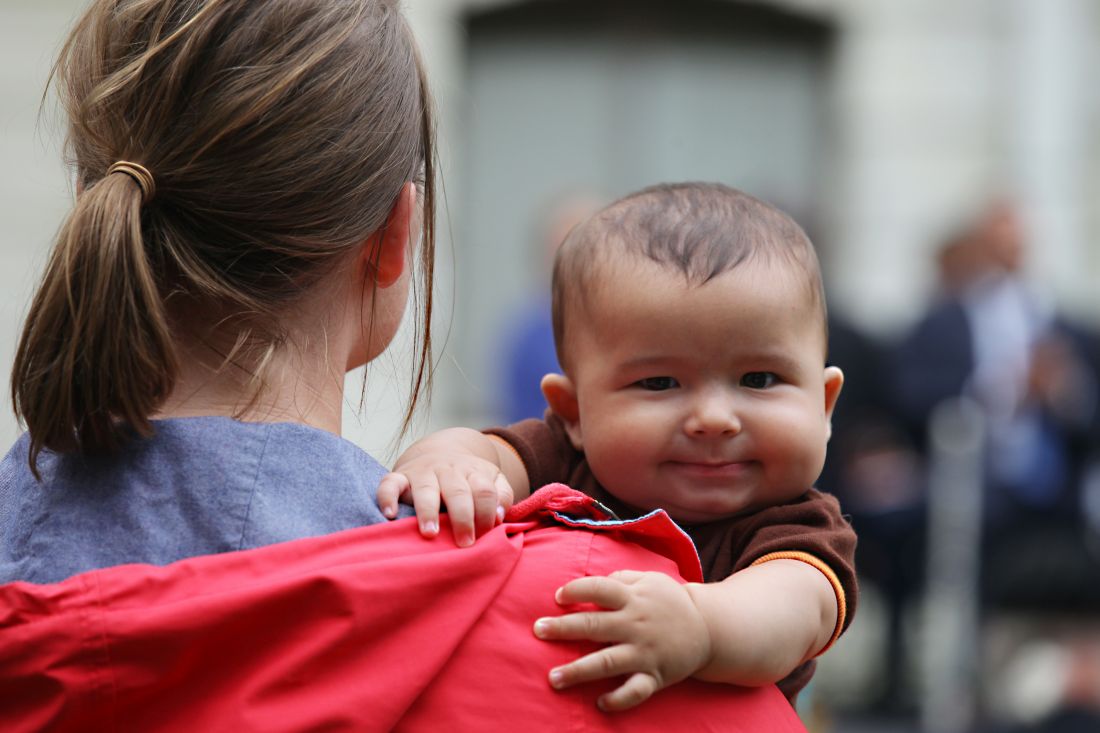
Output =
[
  {"x1": 410, "y1": 0, "x2": 1100, "y2": 432},
  {"x1": 2, "y1": 0, "x2": 1099, "y2": 447}
]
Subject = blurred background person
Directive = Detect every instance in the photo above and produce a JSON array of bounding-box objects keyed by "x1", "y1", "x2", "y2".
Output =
[
  {"x1": 893, "y1": 201, "x2": 1100, "y2": 613},
  {"x1": 498, "y1": 193, "x2": 601, "y2": 423},
  {"x1": 890, "y1": 201, "x2": 1100, "y2": 731}
]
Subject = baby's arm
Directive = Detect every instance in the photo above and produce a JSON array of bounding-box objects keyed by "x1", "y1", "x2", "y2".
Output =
[
  {"x1": 688, "y1": 558, "x2": 839, "y2": 682},
  {"x1": 533, "y1": 558, "x2": 839, "y2": 711},
  {"x1": 376, "y1": 428, "x2": 529, "y2": 546}
]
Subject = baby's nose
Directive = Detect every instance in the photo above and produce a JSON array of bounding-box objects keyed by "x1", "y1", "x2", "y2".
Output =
[{"x1": 686, "y1": 394, "x2": 741, "y2": 436}]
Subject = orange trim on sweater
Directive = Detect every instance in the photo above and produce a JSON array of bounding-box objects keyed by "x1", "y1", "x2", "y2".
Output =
[
  {"x1": 750, "y1": 551, "x2": 846, "y2": 656},
  {"x1": 486, "y1": 433, "x2": 525, "y2": 469}
]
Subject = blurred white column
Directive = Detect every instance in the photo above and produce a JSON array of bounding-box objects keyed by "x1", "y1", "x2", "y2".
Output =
[
  {"x1": 921, "y1": 397, "x2": 985, "y2": 733},
  {"x1": 1008, "y1": 0, "x2": 1092, "y2": 312}
]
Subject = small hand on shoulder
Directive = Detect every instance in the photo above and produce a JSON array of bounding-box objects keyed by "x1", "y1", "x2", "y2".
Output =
[
  {"x1": 533, "y1": 569, "x2": 713, "y2": 712},
  {"x1": 376, "y1": 427, "x2": 527, "y2": 547},
  {"x1": 531, "y1": 558, "x2": 840, "y2": 711}
]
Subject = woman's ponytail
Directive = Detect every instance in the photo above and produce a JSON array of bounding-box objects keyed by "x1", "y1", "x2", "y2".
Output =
[
  {"x1": 11, "y1": 164, "x2": 176, "y2": 476},
  {"x1": 13, "y1": 0, "x2": 439, "y2": 473}
]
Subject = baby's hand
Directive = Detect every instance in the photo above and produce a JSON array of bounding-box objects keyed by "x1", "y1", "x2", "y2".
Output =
[
  {"x1": 377, "y1": 450, "x2": 514, "y2": 548},
  {"x1": 533, "y1": 570, "x2": 712, "y2": 712}
]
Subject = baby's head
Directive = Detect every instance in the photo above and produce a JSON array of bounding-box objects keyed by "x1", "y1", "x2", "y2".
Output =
[{"x1": 542, "y1": 183, "x2": 843, "y2": 523}]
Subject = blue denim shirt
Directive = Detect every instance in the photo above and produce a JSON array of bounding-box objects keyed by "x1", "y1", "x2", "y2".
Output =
[{"x1": 0, "y1": 417, "x2": 412, "y2": 584}]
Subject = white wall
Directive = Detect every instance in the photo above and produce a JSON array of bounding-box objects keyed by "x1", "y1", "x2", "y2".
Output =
[
  {"x1": 825, "y1": 0, "x2": 1099, "y2": 333},
  {"x1": 0, "y1": 0, "x2": 84, "y2": 449}
]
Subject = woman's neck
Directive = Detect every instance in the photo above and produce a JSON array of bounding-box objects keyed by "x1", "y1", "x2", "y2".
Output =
[{"x1": 156, "y1": 323, "x2": 350, "y2": 435}]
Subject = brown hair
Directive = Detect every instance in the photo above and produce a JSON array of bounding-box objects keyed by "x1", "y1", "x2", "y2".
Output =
[
  {"x1": 12, "y1": 0, "x2": 436, "y2": 475},
  {"x1": 551, "y1": 182, "x2": 826, "y2": 370}
]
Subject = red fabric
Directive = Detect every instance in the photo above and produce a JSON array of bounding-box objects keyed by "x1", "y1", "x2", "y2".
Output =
[{"x1": 0, "y1": 485, "x2": 805, "y2": 732}]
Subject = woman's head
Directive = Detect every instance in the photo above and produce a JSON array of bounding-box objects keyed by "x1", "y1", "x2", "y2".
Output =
[{"x1": 12, "y1": 0, "x2": 436, "y2": 471}]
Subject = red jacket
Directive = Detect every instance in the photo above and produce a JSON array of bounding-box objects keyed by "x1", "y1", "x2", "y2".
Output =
[{"x1": 0, "y1": 485, "x2": 805, "y2": 732}]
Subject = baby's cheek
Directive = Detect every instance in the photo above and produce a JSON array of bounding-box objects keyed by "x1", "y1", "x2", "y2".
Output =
[
  {"x1": 587, "y1": 452, "x2": 649, "y2": 505},
  {"x1": 587, "y1": 448, "x2": 635, "y2": 489},
  {"x1": 781, "y1": 441, "x2": 827, "y2": 493}
]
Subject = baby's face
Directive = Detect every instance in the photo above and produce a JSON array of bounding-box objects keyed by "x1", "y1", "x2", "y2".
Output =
[{"x1": 562, "y1": 258, "x2": 842, "y2": 524}]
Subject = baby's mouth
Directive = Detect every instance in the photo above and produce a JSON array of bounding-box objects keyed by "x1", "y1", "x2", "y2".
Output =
[{"x1": 665, "y1": 460, "x2": 753, "y2": 479}]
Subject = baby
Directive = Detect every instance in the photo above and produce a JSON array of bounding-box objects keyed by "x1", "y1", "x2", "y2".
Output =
[{"x1": 379, "y1": 182, "x2": 856, "y2": 710}]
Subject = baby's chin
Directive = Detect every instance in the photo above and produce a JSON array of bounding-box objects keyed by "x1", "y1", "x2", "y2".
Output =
[
  {"x1": 670, "y1": 484, "x2": 815, "y2": 525},
  {"x1": 640, "y1": 488, "x2": 811, "y2": 525},
  {"x1": 662, "y1": 506, "x2": 751, "y2": 526},
  {"x1": 611, "y1": 493, "x2": 750, "y2": 526}
]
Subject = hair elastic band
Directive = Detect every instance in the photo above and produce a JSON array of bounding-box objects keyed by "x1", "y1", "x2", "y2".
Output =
[{"x1": 106, "y1": 161, "x2": 155, "y2": 205}]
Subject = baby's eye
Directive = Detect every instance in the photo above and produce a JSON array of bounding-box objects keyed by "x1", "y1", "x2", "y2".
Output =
[
  {"x1": 741, "y1": 372, "x2": 777, "y2": 389},
  {"x1": 635, "y1": 376, "x2": 680, "y2": 391}
]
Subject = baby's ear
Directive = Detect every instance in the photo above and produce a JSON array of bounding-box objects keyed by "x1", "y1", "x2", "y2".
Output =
[
  {"x1": 540, "y1": 373, "x2": 583, "y2": 450},
  {"x1": 822, "y1": 366, "x2": 845, "y2": 440}
]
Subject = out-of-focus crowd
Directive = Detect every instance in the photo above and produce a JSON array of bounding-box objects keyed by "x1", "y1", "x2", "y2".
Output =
[{"x1": 820, "y1": 201, "x2": 1100, "y2": 730}]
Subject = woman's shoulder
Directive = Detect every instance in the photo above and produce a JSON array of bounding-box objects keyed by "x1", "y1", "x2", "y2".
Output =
[
  {"x1": 127, "y1": 417, "x2": 401, "y2": 533},
  {"x1": 144, "y1": 415, "x2": 390, "y2": 486},
  {"x1": 0, "y1": 417, "x2": 401, "y2": 585}
]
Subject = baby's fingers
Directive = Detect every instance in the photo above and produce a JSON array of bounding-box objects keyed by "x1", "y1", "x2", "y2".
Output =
[
  {"x1": 494, "y1": 473, "x2": 515, "y2": 521},
  {"x1": 597, "y1": 672, "x2": 660, "y2": 712},
  {"x1": 407, "y1": 474, "x2": 443, "y2": 539},
  {"x1": 436, "y1": 470, "x2": 483, "y2": 548},
  {"x1": 556, "y1": 576, "x2": 630, "y2": 609},
  {"x1": 467, "y1": 471, "x2": 504, "y2": 538},
  {"x1": 376, "y1": 472, "x2": 410, "y2": 520},
  {"x1": 534, "y1": 608, "x2": 625, "y2": 644},
  {"x1": 545, "y1": 644, "x2": 648, "y2": 694},
  {"x1": 440, "y1": 470, "x2": 512, "y2": 546}
]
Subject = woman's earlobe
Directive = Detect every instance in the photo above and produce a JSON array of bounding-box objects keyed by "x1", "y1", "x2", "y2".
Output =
[{"x1": 365, "y1": 181, "x2": 415, "y2": 287}]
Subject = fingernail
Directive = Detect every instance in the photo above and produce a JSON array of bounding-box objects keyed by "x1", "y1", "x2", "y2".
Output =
[
  {"x1": 549, "y1": 668, "x2": 564, "y2": 689},
  {"x1": 533, "y1": 618, "x2": 550, "y2": 638},
  {"x1": 421, "y1": 520, "x2": 438, "y2": 536},
  {"x1": 496, "y1": 505, "x2": 506, "y2": 524},
  {"x1": 382, "y1": 506, "x2": 396, "y2": 519},
  {"x1": 458, "y1": 533, "x2": 474, "y2": 548},
  {"x1": 554, "y1": 587, "x2": 564, "y2": 604}
]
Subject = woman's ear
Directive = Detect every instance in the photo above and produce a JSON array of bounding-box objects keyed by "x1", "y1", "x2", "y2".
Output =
[
  {"x1": 540, "y1": 373, "x2": 583, "y2": 450},
  {"x1": 822, "y1": 366, "x2": 844, "y2": 440},
  {"x1": 364, "y1": 182, "x2": 416, "y2": 288}
]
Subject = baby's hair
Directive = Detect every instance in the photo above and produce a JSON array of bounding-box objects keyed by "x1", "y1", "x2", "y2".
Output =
[
  {"x1": 12, "y1": 0, "x2": 436, "y2": 475},
  {"x1": 551, "y1": 182, "x2": 826, "y2": 370}
]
